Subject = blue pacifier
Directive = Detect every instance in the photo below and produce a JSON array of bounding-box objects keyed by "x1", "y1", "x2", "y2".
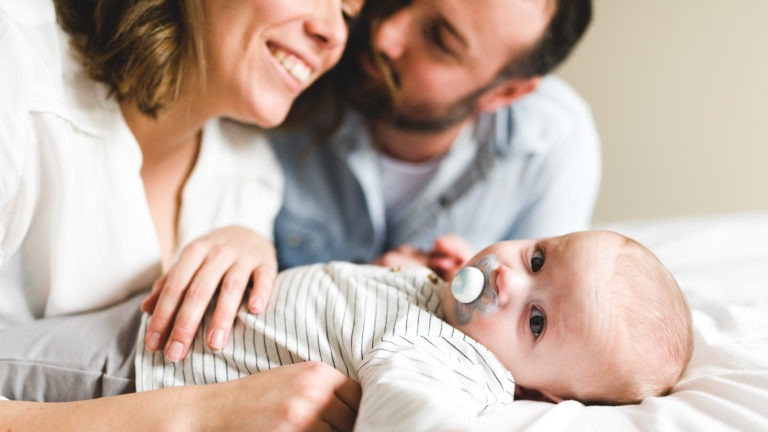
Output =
[{"x1": 451, "y1": 254, "x2": 499, "y2": 325}]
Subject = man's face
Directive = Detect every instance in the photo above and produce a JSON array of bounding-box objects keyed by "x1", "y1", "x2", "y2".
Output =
[
  {"x1": 342, "y1": 0, "x2": 553, "y2": 132},
  {"x1": 441, "y1": 231, "x2": 627, "y2": 402}
]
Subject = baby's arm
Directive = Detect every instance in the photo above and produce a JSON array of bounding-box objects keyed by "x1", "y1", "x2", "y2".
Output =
[
  {"x1": 427, "y1": 235, "x2": 475, "y2": 280},
  {"x1": 372, "y1": 234, "x2": 473, "y2": 280},
  {"x1": 356, "y1": 336, "x2": 515, "y2": 431}
]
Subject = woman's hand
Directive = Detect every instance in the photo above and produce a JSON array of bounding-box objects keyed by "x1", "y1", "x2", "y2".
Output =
[
  {"x1": 141, "y1": 226, "x2": 277, "y2": 361},
  {"x1": 0, "y1": 362, "x2": 361, "y2": 432},
  {"x1": 195, "y1": 362, "x2": 362, "y2": 432}
]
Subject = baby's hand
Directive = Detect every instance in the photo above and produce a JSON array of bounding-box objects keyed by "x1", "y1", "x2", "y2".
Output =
[
  {"x1": 373, "y1": 244, "x2": 430, "y2": 268},
  {"x1": 141, "y1": 226, "x2": 277, "y2": 361},
  {"x1": 427, "y1": 235, "x2": 474, "y2": 281}
]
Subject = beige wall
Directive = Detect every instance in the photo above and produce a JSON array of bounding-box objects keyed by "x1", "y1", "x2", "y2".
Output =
[{"x1": 557, "y1": 0, "x2": 768, "y2": 223}]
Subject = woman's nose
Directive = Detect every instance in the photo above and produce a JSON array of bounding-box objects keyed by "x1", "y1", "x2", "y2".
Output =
[
  {"x1": 372, "y1": 8, "x2": 411, "y2": 61},
  {"x1": 305, "y1": 3, "x2": 348, "y2": 50}
]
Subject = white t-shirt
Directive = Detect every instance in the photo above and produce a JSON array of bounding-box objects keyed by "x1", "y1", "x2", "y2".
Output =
[
  {"x1": 377, "y1": 151, "x2": 442, "y2": 224},
  {"x1": 137, "y1": 263, "x2": 516, "y2": 431},
  {"x1": 0, "y1": 2, "x2": 283, "y2": 326}
]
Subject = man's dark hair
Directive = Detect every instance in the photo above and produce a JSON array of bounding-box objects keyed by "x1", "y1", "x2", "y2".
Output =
[{"x1": 501, "y1": 0, "x2": 593, "y2": 79}]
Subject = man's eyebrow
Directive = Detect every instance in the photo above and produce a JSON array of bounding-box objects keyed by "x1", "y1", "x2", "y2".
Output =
[{"x1": 436, "y1": 14, "x2": 469, "y2": 49}]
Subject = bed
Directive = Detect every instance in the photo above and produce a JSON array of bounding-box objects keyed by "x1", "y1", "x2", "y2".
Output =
[
  {"x1": 476, "y1": 210, "x2": 768, "y2": 431},
  {"x1": 2, "y1": 211, "x2": 767, "y2": 430}
]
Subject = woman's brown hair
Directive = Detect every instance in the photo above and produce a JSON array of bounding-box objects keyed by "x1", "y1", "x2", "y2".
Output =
[{"x1": 53, "y1": 0, "x2": 206, "y2": 118}]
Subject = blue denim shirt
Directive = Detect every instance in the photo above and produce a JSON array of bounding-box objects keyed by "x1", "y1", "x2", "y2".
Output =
[{"x1": 270, "y1": 76, "x2": 601, "y2": 269}]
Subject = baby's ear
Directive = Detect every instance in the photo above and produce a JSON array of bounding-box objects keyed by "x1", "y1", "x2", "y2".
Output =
[{"x1": 514, "y1": 386, "x2": 563, "y2": 403}]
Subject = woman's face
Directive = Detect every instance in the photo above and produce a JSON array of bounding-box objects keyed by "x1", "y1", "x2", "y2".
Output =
[{"x1": 202, "y1": 0, "x2": 362, "y2": 127}]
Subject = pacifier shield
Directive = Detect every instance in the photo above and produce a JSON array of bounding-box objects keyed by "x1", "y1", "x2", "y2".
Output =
[
  {"x1": 451, "y1": 254, "x2": 499, "y2": 325},
  {"x1": 451, "y1": 266, "x2": 485, "y2": 303}
]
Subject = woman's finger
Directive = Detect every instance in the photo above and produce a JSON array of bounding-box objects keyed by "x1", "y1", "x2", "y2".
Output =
[
  {"x1": 163, "y1": 250, "x2": 235, "y2": 361},
  {"x1": 207, "y1": 261, "x2": 253, "y2": 350},
  {"x1": 143, "y1": 246, "x2": 207, "y2": 352},
  {"x1": 248, "y1": 263, "x2": 277, "y2": 313},
  {"x1": 317, "y1": 370, "x2": 361, "y2": 432},
  {"x1": 141, "y1": 274, "x2": 167, "y2": 314}
]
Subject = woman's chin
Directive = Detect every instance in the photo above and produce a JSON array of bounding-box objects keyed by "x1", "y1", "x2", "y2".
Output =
[{"x1": 238, "y1": 102, "x2": 290, "y2": 129}]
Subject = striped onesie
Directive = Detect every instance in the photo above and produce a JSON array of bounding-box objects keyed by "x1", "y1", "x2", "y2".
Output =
[{"x1": 136, "y1": 262, "x2": 516, "y2": 430}]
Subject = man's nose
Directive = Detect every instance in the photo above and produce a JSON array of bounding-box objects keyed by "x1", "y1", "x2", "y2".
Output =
[{"x1": 372, "y1": 9, "x2": 411, "y2": 60}]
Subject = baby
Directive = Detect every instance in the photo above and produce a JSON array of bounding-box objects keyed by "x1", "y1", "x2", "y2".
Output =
[{"x1": 136, "y1": 230, "x2": 693, "y2": 430}]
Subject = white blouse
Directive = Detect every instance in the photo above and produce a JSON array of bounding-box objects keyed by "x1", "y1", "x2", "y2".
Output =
[{"x1": 0, "y1": 2, "x2": 283, "y2": 326}]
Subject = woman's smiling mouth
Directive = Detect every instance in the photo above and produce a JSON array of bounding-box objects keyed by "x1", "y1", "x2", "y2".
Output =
[{"x1": 268, "y1": 43, "x2": 314, "y2": 85}]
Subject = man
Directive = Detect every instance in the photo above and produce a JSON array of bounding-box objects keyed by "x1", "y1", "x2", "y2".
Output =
[{"x1": 271, "y1": 0, "x2": 600, "y2": 270}]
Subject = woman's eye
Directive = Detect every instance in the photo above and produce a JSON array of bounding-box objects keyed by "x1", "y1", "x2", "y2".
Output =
[
  {"x1": 529, "y1": 307, "x2": 545, "y2": 339},
  {"x1": 530, "y1": 248, "x2": 545, "y2": 273}
]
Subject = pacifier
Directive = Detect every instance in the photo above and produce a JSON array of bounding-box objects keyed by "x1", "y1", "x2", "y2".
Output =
[{"x1": 451, "y1": 254, "x2": 499, "y2": 325}]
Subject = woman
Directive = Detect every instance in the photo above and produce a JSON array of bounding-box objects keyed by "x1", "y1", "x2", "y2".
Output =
[{"x1": 0, "y1": 0, "x2": 362, "y2": 429}]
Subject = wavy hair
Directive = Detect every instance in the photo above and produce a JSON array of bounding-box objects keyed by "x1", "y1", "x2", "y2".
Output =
[{"x1": 53, "y1": 0, "x2": 205, "y2": 117}]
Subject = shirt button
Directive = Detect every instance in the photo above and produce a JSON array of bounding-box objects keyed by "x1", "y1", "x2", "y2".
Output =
[{"x1": 287, "y1": 233, "x2": 301, "y2": 247}]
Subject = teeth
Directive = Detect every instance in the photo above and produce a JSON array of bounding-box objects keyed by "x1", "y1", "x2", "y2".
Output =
[{"x1": 272, "y1": 47, "x2": 312, "y2": 84}]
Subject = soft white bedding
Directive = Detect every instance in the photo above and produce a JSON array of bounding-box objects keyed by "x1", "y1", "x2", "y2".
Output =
[{"x1": 476, "y1": 211, "x2": 768, "y2": 431}]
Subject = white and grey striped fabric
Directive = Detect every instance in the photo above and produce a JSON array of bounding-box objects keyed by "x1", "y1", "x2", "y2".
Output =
[{"x1": 136, "y1": 263, "x2": 515, "y2": 430}]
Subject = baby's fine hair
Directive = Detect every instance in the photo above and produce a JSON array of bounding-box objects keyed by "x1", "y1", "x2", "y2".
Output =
[{"x1": 590, "y1": 234, "x2": 693, "y2": 405}]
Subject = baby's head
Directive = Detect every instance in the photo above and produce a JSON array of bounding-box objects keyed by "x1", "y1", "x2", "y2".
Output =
[{"x1": 441, "y1": 230, "x2": 693, "y2": 405}]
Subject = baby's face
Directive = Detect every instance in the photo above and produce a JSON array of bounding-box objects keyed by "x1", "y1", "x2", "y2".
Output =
[{"x1": 441, "y1": 231, "x2": 626, "y2": 402}]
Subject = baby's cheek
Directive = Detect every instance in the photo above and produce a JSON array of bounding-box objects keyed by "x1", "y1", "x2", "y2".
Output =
[{"x1": 440, "y1": 297, "x2": 458, "y2": 326}]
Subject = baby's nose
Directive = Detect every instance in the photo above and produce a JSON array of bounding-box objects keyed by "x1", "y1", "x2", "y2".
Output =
[{"x1": 495, "y1": 266, "x2": 530, "y2": 307}]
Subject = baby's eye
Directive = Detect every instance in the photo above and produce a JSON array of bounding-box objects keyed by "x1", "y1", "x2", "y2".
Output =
[
  {"x1": 530, "y1": 248, "x2": 545, "y2": 273},
  {"x1": 530, "y1": 307, "x2": 545, "y2": 339}
]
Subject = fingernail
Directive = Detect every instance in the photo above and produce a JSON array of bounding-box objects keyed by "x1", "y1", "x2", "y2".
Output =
[
  {"x1": 166, "y1": 341, "x2": 184, "y2": 362},
  {"x1": 147, "y1": 332, "x2": 161, "y2": 351},
  {"x1": 250, "y1": 297, "x2": 264, "y2": 313},
  {"x1": 210, "y1": 329, "x2": 224, "y2": 350}
]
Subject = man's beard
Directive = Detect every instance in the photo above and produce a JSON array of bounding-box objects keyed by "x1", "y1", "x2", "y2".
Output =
[{"x1": 339, "y1": 38, "x2": 489, "y2": 134}]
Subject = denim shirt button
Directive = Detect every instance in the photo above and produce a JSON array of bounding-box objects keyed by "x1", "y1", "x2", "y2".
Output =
[{"x1": 287, "y1": 233, "x2": 302, "y2": 247}]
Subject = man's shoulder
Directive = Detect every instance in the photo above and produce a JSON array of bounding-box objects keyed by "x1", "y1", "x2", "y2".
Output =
[
  {"x1": 511, "y1": 75, "x2": 593, "y2": 126},
  {"x1": 482, "y1": 75, "x2": 597, "y2": 154}
]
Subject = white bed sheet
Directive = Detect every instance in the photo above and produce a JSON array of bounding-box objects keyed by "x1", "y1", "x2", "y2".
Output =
[{"x1": 475, "y1": 211, "x2": 768, "y2": 431}]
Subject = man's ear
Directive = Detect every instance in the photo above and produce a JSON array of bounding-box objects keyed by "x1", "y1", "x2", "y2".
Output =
[{"x1": 477, "y1": 76, "x2": 541, "y2": 113}]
